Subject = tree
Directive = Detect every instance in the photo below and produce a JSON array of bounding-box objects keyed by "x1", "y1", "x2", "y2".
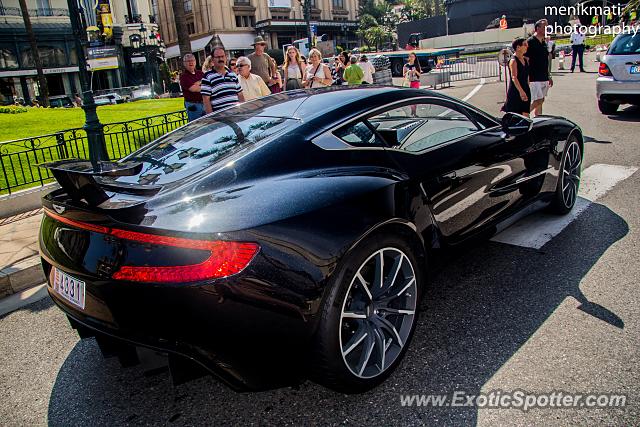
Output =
[
  {"x1": 400, "y1": 0, "x2": 428, "y2": 21},
  {"x1": 18, "y1": 0, "x2": 48, "y2": 106},
  {"x1": 358, "y1": 0, "x2": 387, "y2": 22},
  {"x1": 381, "y1": 5, "x2": 401, "y2": 49},
  {"x1": 170, "y1": 0, "x2": 191, "y2": 64},
  {"x1": 399, "y1": 0, "x2": 445, "y2": 21},
  {"x1": 356, "y1": 13, "x2": 378, "y2": 46},
  {"x1": 364, "y1": 26, "x2": 386, "y2": 51}
]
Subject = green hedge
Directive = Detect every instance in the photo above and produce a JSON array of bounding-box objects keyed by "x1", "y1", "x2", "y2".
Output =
[{"x1": 0, "y1": 106, "x2": 28, "y2": 114}]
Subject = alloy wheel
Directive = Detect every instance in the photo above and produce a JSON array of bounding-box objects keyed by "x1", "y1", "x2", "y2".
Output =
[
  {"x1": 339, "y1": 247, "x2": 418, "y2": 379},
  {"x1": 561, "y1": 140, "x2": 582, "y2": 209}
]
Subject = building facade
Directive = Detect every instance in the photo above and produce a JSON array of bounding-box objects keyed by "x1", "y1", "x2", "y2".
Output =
[
  {"x1": 0, "y1": 0, "x2": 162, "y2": 105},
  {"x1": 156, "y1": 0, "x2": 359, "y2": 70}
]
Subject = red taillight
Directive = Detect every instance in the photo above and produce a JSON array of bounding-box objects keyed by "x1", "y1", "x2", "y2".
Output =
[
  {"x1": 44, "y1": 208, "x2": 259, "y2": 283},
  {"x1": 599, "y1": 62, "x2": 612, "y2": 76}
]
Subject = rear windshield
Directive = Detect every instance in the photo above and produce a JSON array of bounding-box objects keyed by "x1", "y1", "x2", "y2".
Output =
[
  {"x1": 608, "y1": 34, "x2": 640, "y2": 55},
  {"x1": 113, "y1": 115, "x2": 294, "y2": 186}
]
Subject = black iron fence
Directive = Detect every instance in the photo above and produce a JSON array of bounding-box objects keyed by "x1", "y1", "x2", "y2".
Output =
[{"x1": 0, "y1": 110, "x2": 187, "y2": 195}]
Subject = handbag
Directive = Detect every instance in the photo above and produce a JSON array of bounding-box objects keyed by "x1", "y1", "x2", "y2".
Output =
[{"x1": 286, "y1": 78, "x2": 302, "y2": 90}]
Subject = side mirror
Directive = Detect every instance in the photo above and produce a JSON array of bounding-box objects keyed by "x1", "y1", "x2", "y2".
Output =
[{"x1": 502, "y1": 112, "x2": 532, "y2": 136}]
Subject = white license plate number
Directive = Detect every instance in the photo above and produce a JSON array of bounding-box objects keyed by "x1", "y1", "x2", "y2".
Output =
[
  {"x1": 631, "y1": 65, "x2": 640, "y2": 74},
  {"x1": 53, "y1": 268, "x2": 86, "y2": 310}
]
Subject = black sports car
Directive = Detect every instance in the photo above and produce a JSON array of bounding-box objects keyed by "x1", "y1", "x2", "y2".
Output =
[{"x1": 39, "y1": 87, "x2": 583, "y2": 393}]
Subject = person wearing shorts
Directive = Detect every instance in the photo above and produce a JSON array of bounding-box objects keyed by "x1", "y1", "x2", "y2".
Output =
[{"x1": 525, "y1": 19, "x2": 553, "y2": 117}]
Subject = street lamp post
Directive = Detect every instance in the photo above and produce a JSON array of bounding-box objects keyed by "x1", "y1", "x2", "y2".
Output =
[
  {"x1": 67, "y1": 0, "x2": 108, "y2": 167},
  {"x1": 298, "y1": 0, "x2": 312, "y2": 48},
  {"x1": 138, "y1": 24, "x2": 155, "y2": 97}
]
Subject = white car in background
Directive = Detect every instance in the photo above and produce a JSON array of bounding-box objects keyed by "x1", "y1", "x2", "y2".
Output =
[
  {"x1": 94, "y1": 93, "x2": 124, "y2": 106},
  {"x1": 596, "y1": 31, "x2": 640, "y2": 114}
]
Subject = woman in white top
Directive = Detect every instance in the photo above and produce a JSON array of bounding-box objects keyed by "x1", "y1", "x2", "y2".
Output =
[
  {"x1": 235, "y1": 56, "x2": 271, "y2": 101},
  {"x1": 283, "y1": 46, "x2": 303, "y2": 90},
  {"x1": 358, "y1": 55, "x2": 376, "y2": 84},
  {"x1": 303, "y1": 48, "x2": 332, "y2": 89}
]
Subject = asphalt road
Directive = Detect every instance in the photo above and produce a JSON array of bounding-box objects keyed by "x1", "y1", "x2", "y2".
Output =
[{"x1": 1, "y1": 53, "x2": 639, "y2": 426}]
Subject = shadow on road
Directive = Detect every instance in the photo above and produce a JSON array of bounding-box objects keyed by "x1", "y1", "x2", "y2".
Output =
[
  {"x1": 46, "y1": 203, "x2": 628, "y2": 425},
  {"x1": 607, "y1": 105, "x2": 640, "y2": 122},
  {"x1": 584, "y1": 135, "x2": 614, "y2": 144}
]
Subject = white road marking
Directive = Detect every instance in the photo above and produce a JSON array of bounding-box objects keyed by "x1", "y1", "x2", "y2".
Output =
[
  {"x1": 491, "y1": 164, "x2": 638, "y2": 249},
  {"x1": 462, "y1": 78, "x2": 486, "y2": 102}
]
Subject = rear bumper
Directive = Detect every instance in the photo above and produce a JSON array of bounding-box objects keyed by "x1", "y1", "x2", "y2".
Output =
[
  {"x1": 42, "y1": 258, "x2": 311, "y2": 391},
  {"x1": 596, "y1": 77, "x2": 640, "y2": 104}
]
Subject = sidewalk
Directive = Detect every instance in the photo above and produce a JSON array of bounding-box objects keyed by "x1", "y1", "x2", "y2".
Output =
[{"x1": 0, "y1": 209, "x2": 46, "y2": 299}]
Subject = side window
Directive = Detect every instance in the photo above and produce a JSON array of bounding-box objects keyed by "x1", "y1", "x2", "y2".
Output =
[
  {"x1": 334, "y1": 121, "x2": 385, "y2": 147},
  {"x1": 369, "y1": 101, "x2": 480, "y2": 152}
]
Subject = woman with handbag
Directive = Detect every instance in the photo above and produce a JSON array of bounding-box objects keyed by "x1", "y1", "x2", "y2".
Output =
[
  {"x1": 283, "y1": 46, "x2": 303, "y2": 91},
  {"x1": 303, "y1": 48, "x2": 332, "y2": 89},
  {"x1": 403, "y1": 52, "x2": 422, "y2": 89}
]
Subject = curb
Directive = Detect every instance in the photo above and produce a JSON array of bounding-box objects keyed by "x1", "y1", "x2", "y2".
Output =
[{"x1": 0, "y1": 256, "x2": 46, "y2": 299}]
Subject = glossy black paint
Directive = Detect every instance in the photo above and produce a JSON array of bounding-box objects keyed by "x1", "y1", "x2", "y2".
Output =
[{"x1": 39, "y1": 87, "x2": 582, "y2": 391}]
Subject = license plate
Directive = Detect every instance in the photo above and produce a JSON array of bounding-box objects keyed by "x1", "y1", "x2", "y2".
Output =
[
  {"x1": 631, "y1": 65, "x2": 640, "y2": 74},
  {"x1": 53, "y1": 268, "x2": 86, "y2": 310}
]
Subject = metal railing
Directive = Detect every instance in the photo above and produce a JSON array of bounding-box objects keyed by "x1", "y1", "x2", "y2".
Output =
[
  {"x1": 0, "y1": 110, "x2": 187, "y2": 195},
  {"x1": 430, "y1": 54, "x2": 501, "y2": 88}
]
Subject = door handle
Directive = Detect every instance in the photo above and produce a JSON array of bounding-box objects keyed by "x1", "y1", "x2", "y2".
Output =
[{"x1": 438, "y1": 171, "x2": 457, "y2": 184}]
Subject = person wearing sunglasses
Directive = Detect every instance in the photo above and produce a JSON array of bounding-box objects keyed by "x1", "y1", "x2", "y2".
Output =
[
  {"x1": 235, "y1": 56, "x2": 271, "y2": 101},
  {"x1": 229, "y1": 59, "x2": 238, "y2": 74}
]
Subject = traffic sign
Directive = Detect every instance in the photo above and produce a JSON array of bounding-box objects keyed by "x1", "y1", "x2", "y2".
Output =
[{"x1": 498, "y1": 48, "x2": 511, "y2": 66}]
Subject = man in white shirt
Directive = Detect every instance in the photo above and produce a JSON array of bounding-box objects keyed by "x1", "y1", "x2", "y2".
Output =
[
  {"x1": 358, "y1": 55, "x2": 376, "y2": 84},
  {"x1": 570, "y1": 26, "x2": 586, "y2": 72},
  {"x1": 235, "y1": 56, "x2": 271, "y2": 101}
]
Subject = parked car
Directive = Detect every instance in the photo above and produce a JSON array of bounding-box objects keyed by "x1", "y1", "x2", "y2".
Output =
[
  {"x1": 94, "y1": 93, "x2": 124, "y2": 106},
  {"x1": 48, "y1": 95, "x2": 75, "y2": 108},
  {"x1": 596, "y1": 32, "x2": 640, "y2": 114},
  {"x1": 39, "y1": 87, "x2": 583, "y2": 393}
]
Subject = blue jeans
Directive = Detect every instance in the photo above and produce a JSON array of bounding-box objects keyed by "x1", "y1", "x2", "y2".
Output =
[{"x1": 184, "y1": 101, "x2": 204, "y2": 122}]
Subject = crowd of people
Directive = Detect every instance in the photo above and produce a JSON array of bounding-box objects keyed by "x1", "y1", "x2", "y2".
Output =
[{"x1": 179, "y1": 36, "x2": 385, "y2": 122}]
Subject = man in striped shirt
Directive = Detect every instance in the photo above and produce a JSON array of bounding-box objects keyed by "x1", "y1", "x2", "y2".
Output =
[{"x1": 202, "y1": 47, "x2": 245, "y2": 114}]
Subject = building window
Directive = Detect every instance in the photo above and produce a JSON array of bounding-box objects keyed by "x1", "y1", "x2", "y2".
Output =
[
  {"x1": 187, "y1": 21, "x2": 195, "y2": 34},
  {"x1": 0, "y1": 48, "x2": 19, "y2": 69},
  {"x1": 20, "y1": 45, "x2": 67, "y2": 68},
  {"x1": 235, "y1": 15, "x2": 255, "y2": 28},
  {"x1": 35, "y1": 0, "x2": 51, "y2": 15},
  {"x1": 183, "y1": 0, "x2": 192, "y2": 13},
  {"x1": 234, "y1": 0, "x2": 251, "y2": 4},
  {"x1": 332, "y1": 0, "x2": 344, "y2": 8},
  {"x1": 309, "y1": 0, "x2": 316, "y2": 8}
]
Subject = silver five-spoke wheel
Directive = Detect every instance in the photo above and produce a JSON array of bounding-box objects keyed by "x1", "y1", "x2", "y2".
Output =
[
  {"x1": 561, "y1": 140, "x2": 582, "y2": 209},
  {"x1": 339, "y1": 247, "x2": 417, "y2": 379}
]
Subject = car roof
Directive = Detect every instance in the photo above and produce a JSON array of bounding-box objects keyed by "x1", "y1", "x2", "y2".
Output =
[{"x1": 216, "y1": 86, "x2": 448, "y2": 121}]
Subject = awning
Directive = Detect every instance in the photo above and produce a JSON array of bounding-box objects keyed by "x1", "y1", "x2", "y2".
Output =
[
  {"x1": 165, "y1": 35, "x2": 214, "y2": 59},
  {"x1": 217, "y1": 33, "x2": 255, "y2": 50}
]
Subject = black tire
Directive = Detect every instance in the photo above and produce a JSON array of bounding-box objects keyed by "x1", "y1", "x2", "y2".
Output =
[
  {"x1": 391, "y1": 59, "x2": 404, "y2": 77},
  {"x1": 549, "y1": 136, "x2": 582, "y2": 215},
  {"x1": 598, "y1": 99, "x2": 618, "y2": 114},
  {"x1": 311, "y1": 233, "x2": 424, "y2": 393}
]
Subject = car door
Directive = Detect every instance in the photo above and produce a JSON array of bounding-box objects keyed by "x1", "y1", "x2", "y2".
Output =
[{"x1": 368, "y1": 98, "x2": 534, "y2": 244}]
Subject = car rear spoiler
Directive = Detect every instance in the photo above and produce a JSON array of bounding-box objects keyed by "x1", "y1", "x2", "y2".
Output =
[{"x1": 41, "y1": 159, "x2": 161, "y2": 206}]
